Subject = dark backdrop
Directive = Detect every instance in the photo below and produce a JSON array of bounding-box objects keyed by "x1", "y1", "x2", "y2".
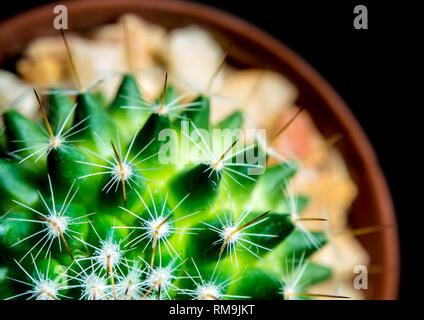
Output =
[{"x1": 0, "y1": 0, "x2": 410, "y2": 299}]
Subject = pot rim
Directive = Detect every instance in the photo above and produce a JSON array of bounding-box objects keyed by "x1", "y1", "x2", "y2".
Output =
[{"x1": 0, "y1": 0, "x2": 400, "y2": 299}]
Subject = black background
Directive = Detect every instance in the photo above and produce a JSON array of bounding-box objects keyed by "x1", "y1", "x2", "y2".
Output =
[{"x1": 0, "y1": 0, "x2": 412, "y2": 299}]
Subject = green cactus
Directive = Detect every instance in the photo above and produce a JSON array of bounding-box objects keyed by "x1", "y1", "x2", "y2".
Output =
[{"x1": 0, "y1": 37, "x2": 337, "y2": 299}]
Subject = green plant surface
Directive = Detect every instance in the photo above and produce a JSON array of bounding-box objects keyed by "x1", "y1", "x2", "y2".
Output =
[{"x1": 0, "y1": 71, "x2": 335, "y2": 300}]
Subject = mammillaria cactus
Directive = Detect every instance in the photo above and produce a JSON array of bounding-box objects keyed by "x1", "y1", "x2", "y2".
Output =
[{"x1": 0, "y1": 29, "x2": 347, "y2": 301}]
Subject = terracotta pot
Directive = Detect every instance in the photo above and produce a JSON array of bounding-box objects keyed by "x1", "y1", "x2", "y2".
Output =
[{"x1": 0, "y1": 0, "x2": 399, "y2": 299}]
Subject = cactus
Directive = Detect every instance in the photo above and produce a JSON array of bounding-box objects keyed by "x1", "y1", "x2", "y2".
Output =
[{"x1": 0, "y1": 31, "x2": 343, "y2": 301}]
